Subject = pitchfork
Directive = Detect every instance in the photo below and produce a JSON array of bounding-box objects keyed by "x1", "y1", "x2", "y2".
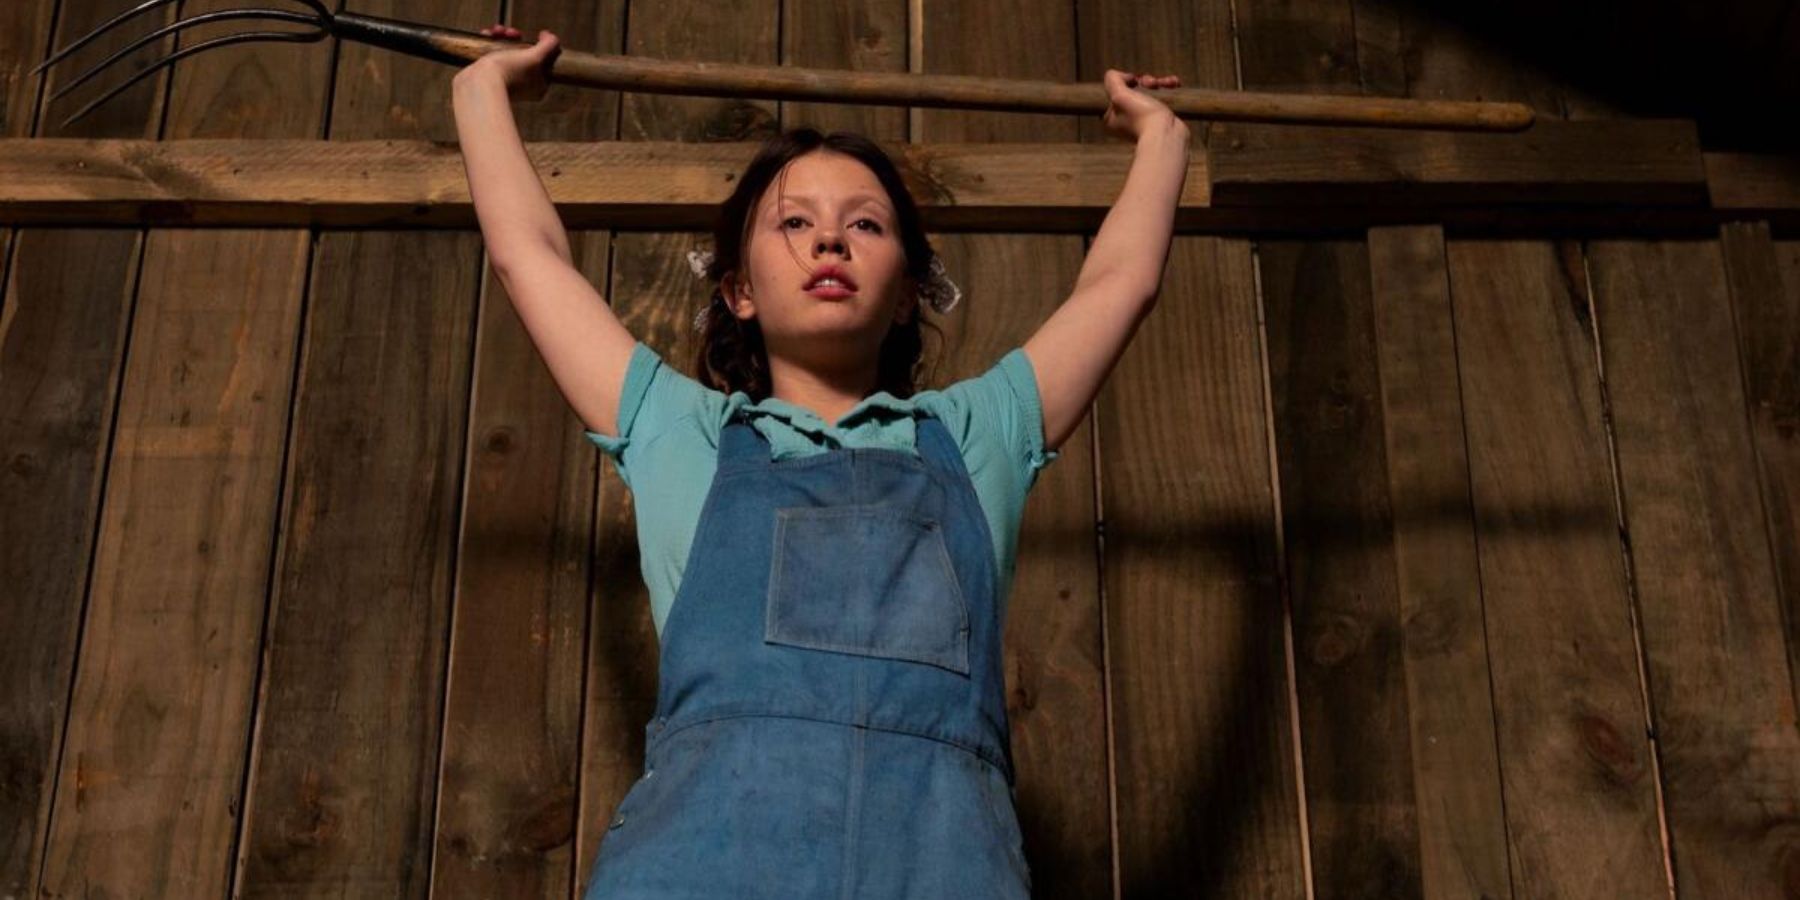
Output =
[{"x1": 33, "y1": 0, "x2": 1536, "y2": 132}]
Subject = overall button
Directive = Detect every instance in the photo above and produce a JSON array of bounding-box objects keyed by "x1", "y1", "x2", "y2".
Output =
[{"x1": 610, "y1": 811, "x2": 626, "y2": 829}]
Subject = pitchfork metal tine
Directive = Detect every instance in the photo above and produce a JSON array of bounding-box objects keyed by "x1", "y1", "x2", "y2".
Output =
[
  {"x1": 48, "y1": 9, "x2": 325, "y2": 105},
  {"x1": 31, "y1": 0, "x2": 329, "y2": 77},
  {"x1": 31, "y1": 0, "x2": 335, "y2": 127},
  {"x1": 30, "y1": 0, "x2": 186, "y2": 78},
  {"x1": 52, "y1": 29, "x2": 327, "y2": 129}
]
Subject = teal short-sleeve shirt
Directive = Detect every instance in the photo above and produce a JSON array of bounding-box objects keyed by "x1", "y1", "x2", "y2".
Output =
[{"x1": 586, "y1": 341, "x2": 1060, "y2": 639}]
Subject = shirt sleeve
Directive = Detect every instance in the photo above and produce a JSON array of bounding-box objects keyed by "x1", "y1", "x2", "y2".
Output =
[
  {"x1": 994, "y1": 347, "x2": 1060, "y2": 478},
  {"x1": 932, "y1": 346, "x2": 1061, "y2": 490},
  {"x1": 583, "y1": 340, "x2": 724, "y2": 490}
]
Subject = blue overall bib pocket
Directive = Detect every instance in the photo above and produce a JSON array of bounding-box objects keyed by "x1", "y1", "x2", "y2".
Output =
[{"x1": 765, "y1": 503, "x2": 971, "y2": 676}]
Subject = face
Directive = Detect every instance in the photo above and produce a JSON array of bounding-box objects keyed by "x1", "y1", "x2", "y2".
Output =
[{"x1": 723, "y1": 149, "x2": 915, "y2": 371}]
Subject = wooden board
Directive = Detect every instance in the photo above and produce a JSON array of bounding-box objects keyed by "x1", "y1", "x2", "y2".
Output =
[
  {"x1": 1707, "y1": 153, "x2": 1800, "y2": 212},
  {"x1": 1208, "y1": 119, "x2": 1708, "y2": 208},
  {"x1": 1231, "y1": 1, "x2": 1425, "y2": 894},
  {"x1": 0, "y1": 0, "x2": 52, "y2": 138},
  {"x1": 572, "y1": 0, "x2": 779, "y2": 892},
  {"x1": 0, "y1": 138, "x2": 1212, "y2": 230},
  {"x1": 427, "y1": 0, "x2": 625, "y2": 896},
  {"x1": 918, "y1": 2, "x2": 1107, "y2": 897},
  {"x1": 1385, "y1": 11, "x2": 1672, "y2": 898},
  {"x1": 1571, "y1": 4, "x2": 1800, "y2": 889},
  {"x1": 9, "y1": 133, "x2": 1792, "y2": 231},
  {"x1": 1720, "y1": 224, "x2": 1800, "y2": 711},
  {"x1": 1366, "y1": 225, "x2": 1512, "y2": 900},
  {"x1": 1262, "y1": 236, "x2": 1425, "y2": 898},
  {"x1": 1446, "y1": 238, "x2": 1670, "y2": 897},
  {"x1": 0, "y1": 1, "x2": 57, "y2": 887},
  {"x1": 1081, "y1": 2, "x2": 1306, "y2": 895},
  {"x1": 33, "y1": 0, "x2": 330, "y2": 895},
  {"x1": 0, "y1": 1, "x2": 168, "y2": 895},
  {"x1": 780, "y1": 0, "x2": 907, "y2": 135},
  {"x1": 1587, "y1": 234, "x2": 1800, "y2": 897},
  {"x1": 1775, "y1": 237, "x2": 1800, "y2": 707},
  {"x1": 231, "y1": 0, "x2": 490, "y2": 893}
]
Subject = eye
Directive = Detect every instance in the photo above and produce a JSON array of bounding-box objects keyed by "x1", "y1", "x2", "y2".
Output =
[
  {"x1": 853, "y1": 218, "x2": 884, "y2": 233},
  {"x1": 781, "y1": 215, "x2": 807, "y2": 229}
]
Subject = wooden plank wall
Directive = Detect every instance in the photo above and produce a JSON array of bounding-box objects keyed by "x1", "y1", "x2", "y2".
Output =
[{"x1": 1, "y1": 0, "x2": 1795, "y2": 899}]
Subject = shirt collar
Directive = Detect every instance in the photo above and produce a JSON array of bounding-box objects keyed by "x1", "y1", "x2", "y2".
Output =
[{"x1": 723, "y1": 389, "x2": 918, "y2": 443}]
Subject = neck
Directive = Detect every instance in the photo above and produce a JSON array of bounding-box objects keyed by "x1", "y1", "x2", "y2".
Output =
[{"x1": 765, "y1": 352, "x2": 880, "y2": 427}]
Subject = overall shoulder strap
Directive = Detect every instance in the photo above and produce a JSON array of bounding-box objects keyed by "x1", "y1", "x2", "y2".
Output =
[
  {"x1": 717, "y1": 406, "x2": 771, "y2": 466},
  {"x1": 911, "y1": 410, "x2": 964, "y2": 477}
]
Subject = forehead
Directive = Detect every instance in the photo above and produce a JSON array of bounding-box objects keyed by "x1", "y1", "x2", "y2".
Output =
[{"x1": 755, "y1": 151, "x2": 892, "y2": 213}]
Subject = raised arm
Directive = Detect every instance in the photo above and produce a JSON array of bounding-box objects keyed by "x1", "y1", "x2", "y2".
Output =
[
  {"x1": 1022, "y1": 69, "x2": 1191, "y2": 453},
  {"x1": 452, "y1": 26, "x2": 638, "y2": 439}
]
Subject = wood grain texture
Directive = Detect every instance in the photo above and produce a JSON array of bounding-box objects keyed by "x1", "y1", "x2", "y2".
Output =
[
  {"x1": 1099, "y1": 234, "x2": 1305, "y2": 900},
  {"x1": 0, "y1": 1, "x2": 170, "y2": 896},
  {"x1": 573, "y1": 0, "x2": 779, "y2": 893},
  {"x1": 1720, "y1": 224, "x2": 1800, "y2": 717},
  {"x1": 1396, "y1": 12, "x2": 1672, "y2": 899},
  {"x1": 1446, "y1": 238, "x2": 1669, "y2": 898},
  {"x1": 1366, "y1": 225, "x2": 1512, "y2": 900},
  {"x1": 1571, "y1": 2, "x2": 1799, "y2": 889},
  {"x1": 0, "y1": 138, "x2": 1214, "y2": 230},
  {"x1": 1588, "y1": 235, "x2": 1800, "y2": 898},
  {"x1": 1208, "y1": 119, "x2": 1707, "y2": 208},
  {"x1": 781, "y1": 0, "x2": 907, "y2": 135},
  {"x1": 919, "y1": 1, "x2": 1107, "y2": 897},
  {"x1": 1263, "y1": 238, "x2": 1423, "y2": 898},
  {"x1": 35, "y1": 0, "x2": 330, "y2": 894},
  {"x1": 1775, "y1": 237, "x2": 1800, "y2": 713},
  {"x1": 1233, "y1": 0, "x2": 1428, "y2": 895},
  {"x1": 231, "y1": 0, "x2": 491, "y2": 894},
  {"x1": 428, "y1": 0, "x2": 625, "y2": 896},
  {"x1": 0, "y1": 0, "x2": 51, "y2": 139},
  {"x1": 1081, "y1": 0, "x2": 1307, "y2": 896},
  {"x1": 1707, "y1": 154, "x2": 1800, "y2": 212}
]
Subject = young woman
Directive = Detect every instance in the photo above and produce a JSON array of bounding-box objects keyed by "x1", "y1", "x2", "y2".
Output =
[{"x1": 453, "y1": 25, "x2": 1189, "y2": 899}]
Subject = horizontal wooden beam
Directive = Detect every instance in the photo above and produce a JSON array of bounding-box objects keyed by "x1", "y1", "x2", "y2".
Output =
[
  {"x1": 1206, "y1": 119, "x2": 1708, "y2": 206},
  {"x1": 0, "y1": 139, "x2": 1208, "y2": 230},
  {"x1": 1704, "y1": 152, "x2": 1800, "y2": 213},
  {"x1": 0, "y1": 124, "x2": 1792, "y2": 234}
]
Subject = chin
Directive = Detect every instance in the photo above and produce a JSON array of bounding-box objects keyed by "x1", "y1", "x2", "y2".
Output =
[{"x1": 772, "y1": 315, "x2": 890, "y2": 352}]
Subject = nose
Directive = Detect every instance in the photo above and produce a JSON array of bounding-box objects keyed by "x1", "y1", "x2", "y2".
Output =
[{"x1": 813, "y1": 229, "x2": 848, "y2": 257}]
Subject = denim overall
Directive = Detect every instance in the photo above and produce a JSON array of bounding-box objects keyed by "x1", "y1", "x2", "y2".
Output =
[{"x1": 584, "y1": 407, "x2": 1032, "y2": 899}]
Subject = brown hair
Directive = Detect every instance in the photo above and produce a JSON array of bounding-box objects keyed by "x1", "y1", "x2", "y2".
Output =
[{"x1": 690, "y1": 127, "x2": 943, "y2": 401}]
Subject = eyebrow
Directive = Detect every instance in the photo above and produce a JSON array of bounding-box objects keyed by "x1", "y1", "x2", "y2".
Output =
[{"x1": 777, "y1": 193, "x2": 894, "y2": 215}]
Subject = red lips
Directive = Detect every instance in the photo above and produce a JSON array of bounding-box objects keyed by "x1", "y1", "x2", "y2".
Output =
[{"x1": 804, "y1": 264, "x2": 858, "y2": 291}]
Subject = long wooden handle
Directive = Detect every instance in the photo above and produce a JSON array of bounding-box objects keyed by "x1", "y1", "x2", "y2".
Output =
[{"x1": 338, "y1": 11, "x2": 1534, "y2": 131}]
